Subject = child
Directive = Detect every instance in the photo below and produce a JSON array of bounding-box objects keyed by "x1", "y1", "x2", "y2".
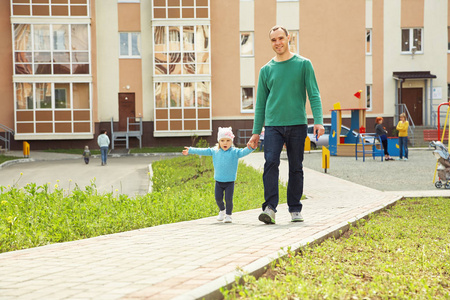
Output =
[
  {"x1": 182, "y1": 127, "x2": 254, "y2": 223},
  {"x1": 396, "y1": 113, "x2": 409, "y2": 161},
  {"x1": 82, "y1": 145, "x2": 91, "y2": 164},
  {"x1": 375, "y1": 117, "x2": 393, "y2": 161}
]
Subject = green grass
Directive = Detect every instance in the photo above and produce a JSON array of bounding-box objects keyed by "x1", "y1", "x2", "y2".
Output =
[
  {"x1": 0, "y1": 155, "x2": 22, "y2": 164},
  {"x1": 0, "y1": 155, "x2": 286, "y2": 253},
  {"x1": 223, "y1": 197, "x2": 450, "y2": 299},
  {"x1": 43, "y1": 148, "x2": 101, "y2": 155},
  {"x1": 130, "y1": 146, "x2": 184, "y2": 153}
]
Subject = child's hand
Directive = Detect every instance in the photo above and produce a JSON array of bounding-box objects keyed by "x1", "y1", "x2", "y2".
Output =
[{"x1": 182, "y1": 147, "x2": 189, "y2": 155}]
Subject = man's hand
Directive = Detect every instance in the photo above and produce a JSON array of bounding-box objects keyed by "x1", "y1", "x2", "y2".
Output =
[
  {"x1": 248, "y1": 134, "x2": 260, "y2": 150},
  {"x1": 314, "y1": 124, "x2": 325, "y2": 139}
]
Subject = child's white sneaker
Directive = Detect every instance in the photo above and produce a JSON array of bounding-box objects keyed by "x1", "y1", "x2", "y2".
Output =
[
  {"x1": 217, "y1": 210, "x2": 226, "y2": 221},
  {"x1": 224, "y1": 215, "x2": 232, "y2": 223}
]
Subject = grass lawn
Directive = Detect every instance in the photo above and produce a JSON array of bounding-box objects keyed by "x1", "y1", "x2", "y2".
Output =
[
  {"x1": 42, "y1": 148, "x2": 101, "y2": 155},
  {"x1": 0, "y1": 155, "x2": 22, "y2": 164},
  {"x1": 0, "y1": 155, "x2": 286, "y2": 253},
  {"x1": 223, "y1": 197, "x2": 450, "y2": 299}
]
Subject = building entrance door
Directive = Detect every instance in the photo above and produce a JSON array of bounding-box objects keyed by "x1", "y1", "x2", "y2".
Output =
[
  {"x1": 118, "y1": 93, "x2": 135, "y2": 131},
  {"x1": 401, "y1": 88, "x2": 423, "y2": 126}
]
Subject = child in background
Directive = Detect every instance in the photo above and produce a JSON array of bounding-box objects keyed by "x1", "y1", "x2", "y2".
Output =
[
  {"x1": 82, "y1": 146, "x2": 91, "y2": 164},
  {"x1": 375, "y1": 117, "x2": 393, "y2": 161},
  {"x1": 182, "y1": 127, "x2": 254, "y2": 223},
  {"x1": 396, "y1": 113, "x2": 409, "y2": 161}
]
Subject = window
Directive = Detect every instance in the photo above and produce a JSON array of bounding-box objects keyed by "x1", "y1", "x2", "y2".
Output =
[
  {"x1": 13, "y1": 23, "x2": 90, "y2": 75},
  {"x1": 153, "y1": 25, "x2": 209, "y2": 75},
  {"x1": 366, "y1": 29, "x2": 372, "y2": 55},
  {"x1": 289, "y1": 31, "x2": 299, "y2": 54},
  {"x1": 401, "y1": 28, "x2": 423, "y2": 53},
  {"x1": 241, "y1": 87, "x2": 254, "y2": 113},
  {"x1": 119, "y1": 32, "x2": 141, "y2": 57},
  {"x1": 240, "y1": 32, "x2": 254, "y2": 56},
  {"x1": 366, "y1": 85, "x2": 372, "y2": 111},
  {"x1": 15, "y1": 83, "x2": 33, "y2": 109}
]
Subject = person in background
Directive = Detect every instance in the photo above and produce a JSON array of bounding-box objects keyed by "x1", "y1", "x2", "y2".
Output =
[
  {"x1": 97, "y1": 129, "x2": 110, "y2": 166},
  {"x1": 182, "y1": 127, "x2": 254, "y2": 223},
  {"x1": 396, "y1": 113, "x2": 409, "y2": 161},
  {"x1": 375, "y1": 117, "x2": 393, "y2": 161},
  {"x1": 82, "y1": 145, "x2": 91, "y2": 164}
]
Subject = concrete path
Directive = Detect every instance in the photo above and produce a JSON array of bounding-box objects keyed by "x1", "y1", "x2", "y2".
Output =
[{"x1": 0, "y1": 152, "x2": 448, "y2": 300}]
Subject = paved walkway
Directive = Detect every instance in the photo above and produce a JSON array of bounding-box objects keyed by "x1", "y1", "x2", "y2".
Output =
[{"x1": 0, "y1": 152, "x2": 448, "y2": 300}]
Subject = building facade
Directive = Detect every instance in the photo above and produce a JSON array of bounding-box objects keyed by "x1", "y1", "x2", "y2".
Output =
[{"x1": 1, "y1": 0, "x2": 449, "y2": 150}]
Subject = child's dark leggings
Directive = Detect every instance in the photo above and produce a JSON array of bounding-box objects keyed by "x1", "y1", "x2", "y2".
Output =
[{"x1": 215, "y1": 181, "x2": 235, "y2": 215}]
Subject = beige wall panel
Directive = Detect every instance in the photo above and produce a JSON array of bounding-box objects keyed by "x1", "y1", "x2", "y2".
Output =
[
  {"x1": 240, "y1": 58, "x2": 255, "y2": 86},
  {"x1": 0, "y1": 1, "x2": 14, "y2": 128},
  {"x1": 119, "y1": 59, "x2": 143, "y2": 118},
  {"x1": 141, "y1": 0, "x2": 154, "y2": 122},
  {"x1": 276, "y1": 1, "x2": 299, "y2": 30},
  {"x1": 300, "y1": 0, "x2": 365, "y2": 116},
  {"x1": 95, "y1": 0, "x2": 119, "y2": 122},
  {"x1": 372, "y1": 0, "x2": 384, "y2": 115},
  {"x1": 401, "y1": 0, "x2": 424, "y2": 27},
  {"x1": 211, "y1": 0, "x2": 241, "y2": 118},
  {"x1": 91, "y1": 0, "x2": 98, "y2": 124},
  {"x1": 366, "y1": 0, "x2": 373, "y2": 28},
  {"x1": 118, "y1": 3, "x2": 141, "y2": 31},
  {"x1": 424, "y1": 0, "x2": 448, "y2": 103},
  {"x1": 255, "y1": 0, "x2": 276, "y2": 78},
  {"x1": 240, "y1": 0, "x2": 254, "y2": 31}
]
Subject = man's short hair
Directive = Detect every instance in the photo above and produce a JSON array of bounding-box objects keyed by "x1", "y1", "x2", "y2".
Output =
[{"x1": 269, "y1": 25, "x2": 289, "y2": 37}]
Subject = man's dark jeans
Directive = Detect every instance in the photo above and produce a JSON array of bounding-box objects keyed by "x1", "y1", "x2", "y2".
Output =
[{"x1": 263, "y1": 125, "x2": 307, "y2": 213}]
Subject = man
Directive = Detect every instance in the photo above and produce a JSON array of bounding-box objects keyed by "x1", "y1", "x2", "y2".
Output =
[{"x1": 247, "y1": 25, "x2": 325, "y2": 224}]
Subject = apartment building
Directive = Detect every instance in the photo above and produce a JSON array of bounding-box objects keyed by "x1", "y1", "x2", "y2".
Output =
[{"x1": 0, "y1": 0, "x2": 449, "y2": 150}]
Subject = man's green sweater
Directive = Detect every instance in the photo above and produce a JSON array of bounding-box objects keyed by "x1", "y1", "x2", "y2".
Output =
[{"x1": 252, "y1": 54, "x2": 323, "y2": 135}]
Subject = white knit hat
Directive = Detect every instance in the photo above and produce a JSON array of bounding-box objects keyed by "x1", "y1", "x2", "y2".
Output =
[{"x1": 217, "y1": 127, "x2": 235, "y2": 142}]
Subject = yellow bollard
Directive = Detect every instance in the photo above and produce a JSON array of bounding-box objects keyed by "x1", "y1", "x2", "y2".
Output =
[
  {"x1": 322, "y1": 146, "x2": 330, "y2": 173},
  {"x1": 23, "y1": 141, "x2": 30, "y2": 158},
  {"x1": 304, "y1": 136, "x2": 311, "y2": 152}
]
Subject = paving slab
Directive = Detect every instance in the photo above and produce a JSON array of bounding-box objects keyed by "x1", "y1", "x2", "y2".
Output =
[{"x1": 0, "y1": 152, "x2": 448, "y2": 300}]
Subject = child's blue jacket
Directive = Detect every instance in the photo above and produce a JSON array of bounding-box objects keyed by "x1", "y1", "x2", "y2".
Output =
[{"x1": 188, "y1": 146, "x2": 253, "y2": 182}]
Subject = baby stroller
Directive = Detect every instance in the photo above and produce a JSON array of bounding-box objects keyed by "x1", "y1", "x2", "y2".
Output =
[{"x1": 429, "y1": 141, "x2": 450, "y2": 189}]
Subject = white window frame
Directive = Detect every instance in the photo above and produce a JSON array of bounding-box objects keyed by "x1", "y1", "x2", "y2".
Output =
[
  {"x1": 366, "y1": 85, "x2": 372, "y2": 111},
  {"x1": 241, "y1": 86, "x2": 255, "y2": 113},
  {"x1": 401, "y1": 28, "x2": 423, "y2": 54},
  {"x1": 119, "y1": 32, "x2": 141, "y2": 58},
  {"x1": 118, "y1": 0, "x2": 140, "y2": 2},
  {"x1": 366, "y1": 29, "x2": 372, "y2": 55},
  {"x1": 240, "y1": 32, "x2": 254, "y2": 57}
]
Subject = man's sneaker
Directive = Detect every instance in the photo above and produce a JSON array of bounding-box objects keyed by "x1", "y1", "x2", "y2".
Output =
[
  {"x1": 217, "y1": 210, "x2": 226, "y2": 222},
  {"x1": 224, "y1": 215, "x2": 232, "y2": 223},
  {"x1": 291, "y1": 212, "x2": 304, "y2": 222},
  {"x1": 403, "y1": 158, "x2": 408, "y2": 161},
  {"x1": 259, "y1": 207, "x2": 275, "y2": 224}
]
